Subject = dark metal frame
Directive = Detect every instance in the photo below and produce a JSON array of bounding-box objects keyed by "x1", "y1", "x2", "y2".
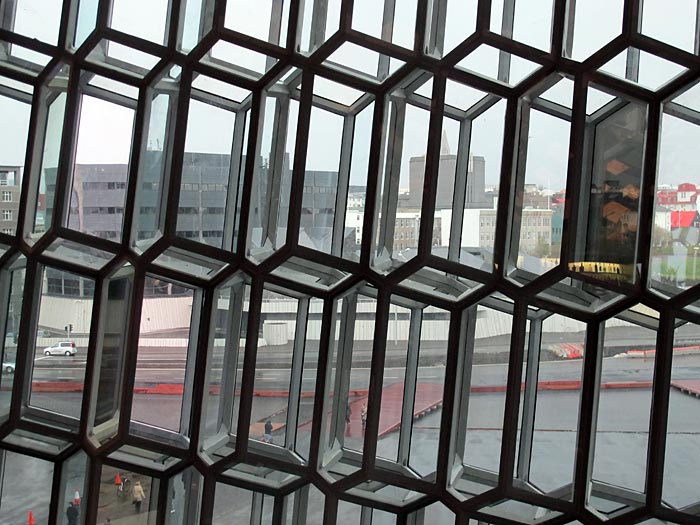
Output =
[{"x1": 0, "y1": 0, "x2": 698, "y2": 523}]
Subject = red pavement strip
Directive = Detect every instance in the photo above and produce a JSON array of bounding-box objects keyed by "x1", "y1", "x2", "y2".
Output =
[
  {"x1": 671, "y1": 380, "x2": 700, "y2": 398},
  {"x1": 21, "y1": 380, "x2": 654, "y2": 395}
]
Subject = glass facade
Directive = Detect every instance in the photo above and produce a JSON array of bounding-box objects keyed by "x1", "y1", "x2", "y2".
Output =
[{"x1": 0, "y1": 1, "x2": 698, "y2": 524}]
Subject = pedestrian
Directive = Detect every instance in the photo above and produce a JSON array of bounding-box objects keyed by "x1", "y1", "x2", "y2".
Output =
[
  {"x1": 360, "y1": 403, "x2": 367, "y2": 432},
  {"x1": 263, "y1": 419, "x2": 273, "y2": 443},
  {"x1": 345, "y1": 402, "x2": 352, "y2": 434},
  {"x1": 66, "y1": 501, "x2": 79, "y2": 525},
  {"x1": 132, "y1": 480, "x2": 146, "y2": 513}
]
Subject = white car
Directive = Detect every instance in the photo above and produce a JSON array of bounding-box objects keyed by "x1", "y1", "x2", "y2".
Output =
[
  {"x1": 43, "y1": 341, "x2": 77, "y2": 356},
  {"x1": 2, "y1": 362, "x2": 14, "y2": 373}
]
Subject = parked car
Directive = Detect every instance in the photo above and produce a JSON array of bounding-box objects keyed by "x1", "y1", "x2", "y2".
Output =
[
  {"x1": 43, "y1": 341, "x2": 77, "y2": 356},
  {"x1": 1, "y1": 361, "x2": 14, "y2": 373}
]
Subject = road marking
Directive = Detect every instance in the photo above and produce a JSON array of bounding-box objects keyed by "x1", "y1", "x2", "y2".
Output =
[{"x1": 34, "y1": 356, "x2": 51, "y2": 361}]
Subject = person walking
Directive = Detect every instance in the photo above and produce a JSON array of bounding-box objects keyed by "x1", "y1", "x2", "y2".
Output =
[
  {"x1": 132, "y1": 480, "x2": 146, "y2": 513},
  {"x1": 66, "y1": 501, "x2": 79, "y2": 525},
  {"x1": 360, "y1": 403, "x2": 367, "y2": 433},
  {"x1": 263, "y1": 419, "x2": 273, "y2": 443}
]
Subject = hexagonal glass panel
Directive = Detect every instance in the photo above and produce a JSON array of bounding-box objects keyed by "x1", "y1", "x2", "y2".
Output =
[
  {"x1": 599, "y1": 48, "x2": 687, "y2": 92},
  {"x1": 0, "y1": 448, "x2": 54, "y2": 523},
  {"x1": 563, "y1": 0, "x2": 624, "y2": 62},
  {"x1": 24, "y1": 266, "x2": 94, "y2": 432},
  {"x1": 650, "y1": 82, "x2": 700, "y2": 297},
  {"x1": 132, "y1": 69, "x2": 181, "y2": 253},
  {"x1": 26, "y1": 64, "x2": 71, "y2": 243},
  {"x1": 456, "y1": 44, "x2": 541, "y2": 86},
  {"x1": 96, "y1": 465, "x2": 160, "y2": 523},
  {"x1": 86, "y1": 40, "x2": 161, "y2": 79},
  {"x1": 0, "y1": 77, "x2": 31, "y2": 239},
  {"x1": 87, "y1": 264, "x2": 133, "y2": 447},
  {"x1": 246, "y1": 70, "x2": 302, "y2": 262},
  {"x1": 175, "y1": 76, "x2": 251, "y2": 249},
  {"x1": 199, "y1": 274, "x2": 250, "y2": 462},
  {"x1": 663, "y1": 316, "x2": 700, "y2": 511},
  {"x1": 0, "y1": 255, "x2": 24, "y2": 423},
  {"x1": 515, "y1": 313, "x2": 586, "y2": 501},
  {"x1": 67, "y1": 75, "x2": 136, "y2": 243},
  {"x1": 372, "y1": 72, "x2": 433, "y2": 274},
  {"x1": 432, "y1": 78, "x2": 506, "y2": 272},
  {"x1": 509, "y1": 75, "x2": 572, "y2": 283},
  {"x1": 128, "y1": 275, "x2": 201, "y2": 448},
  {"x1": 325, "y1": 42, "x2": 405, "y2": 84},
  {"x1": 587, "y1": 309, "x2": 658, "y2": 518},
  {"x1": 320, "y1": 285, "x2": 378, "y2": 481}
]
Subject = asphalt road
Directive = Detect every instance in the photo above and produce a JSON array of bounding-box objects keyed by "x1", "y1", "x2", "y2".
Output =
[{"x1": 23, "y1": 348, "x2": 696, "y2": 388}]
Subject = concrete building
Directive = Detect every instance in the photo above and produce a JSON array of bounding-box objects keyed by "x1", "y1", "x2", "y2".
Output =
[
  {"x1": 408, "y1": 153, "x2": 488, "y2": 209},
  {"x1": 0, "y1": 166, "x2": 21, "y2": 235}
]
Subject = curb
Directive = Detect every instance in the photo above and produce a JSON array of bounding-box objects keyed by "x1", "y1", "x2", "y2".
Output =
[{"x1": 23, "y1": 380, "x2": 654, "y2": 395}]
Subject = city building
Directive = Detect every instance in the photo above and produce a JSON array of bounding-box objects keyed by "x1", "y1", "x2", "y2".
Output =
[{"x1": 0, "y1": 166, "x2": 21, "y2": 235}]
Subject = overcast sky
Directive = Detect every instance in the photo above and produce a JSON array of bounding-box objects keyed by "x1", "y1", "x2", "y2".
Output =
[{"x1": 1, "y1": 0, "x2": 699, "y2": 191}]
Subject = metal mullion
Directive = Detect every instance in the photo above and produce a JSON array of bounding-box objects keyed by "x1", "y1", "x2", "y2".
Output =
[
  {"x1": 331, "y1": 114, "x2": 354, "y2": 258},
  {"x1": 376, "y1": 98, "x2": 405, "y2": 258},
  {"x1": 377, "y1": 0, "x2": 398, "y2": 79},
  {"x1": 397, "y1": 307, "x2": 422, "y2": 466},
  {"x1": 463, "y1": 92, "x2": 502, "y2": 121},
  {"x1": 0, "y1": 83, "x2": 32, "y2": 103},
  {"x1": 625, "y1": 47, "x2": 641, "y2": 84},
  {"x1": 496, "y1": 0, "x2": 516, "y2": 84},
  {"x1": 115, "y1": 268, "x2": 145, "y2": 442},
  {"x1": 573, "y1": 321, "x2": 604, "y2": 511},
  {"x1": 221, "y1": 108, "x2": 247, "y2": 252},
  {"x1": 160, "y1": 68, "x2": 193, "y2": 240},
  {"x1": 359, "y1": 89, "x2": 387, "y2": 269},
  {"x1": 515, "y1": 318, "x2": 543, "y2": 481},
  {"x1": 417, "y1": 73, "x2": 445, "y2": 257},
  {"x1": 189, "y1": 88, "x2": 242, "y2": 112},
  {"x1": 695, "y1": 0, "x2": 700, "y2": 55},
  {"x1": 362, "y1": 289, "x2": 391, "y2": 468},
  {"x1": 333, "y1": 293, "x2": 357, "y2": 447},
  {"x1": 251, "y1": 490, "x2": 264, "y2": 525},
  {"x1": 10, "y1": 259, "x2": 41, "y2": 426},
  {"x1": 562, "y1": 0, "x2": 577, "y2": 59},
  {"x1": 475, "y1": 0, "x2": 492, "y2": 33},
  {"x1": 506, "y1": 101, "x2": 530, "y2": 271},
  {"x1": 323, "y1": 494, "x2": 338, "y2": 525},
  {"x1": 560, "y1": 74, "x2": 589, "y2": 268},
  {"x1": 663, "y1": 100, "x2": 700, "y2": 126},
  {"x1": 310, "y1": 296, "x2": 339, "y2": 469},
  {"x1": 645, "y1": 311, "x2": 674, "y2": 511},
  {"x1": 285, "y1": 296, "x2": 309, "y2": 450},
  {"x1": 497, "y1": 300, "x2": 528, "y2": 492},
  {"x1": 306, "y1": 0, "x2": 330, "y2": 52},
  {"x1": 214, "y1": 283, "x2": 245, "y2": 440},
  {"x1": 359, "y1": 506, "x2": 373, "y2": 525},
  {"x1": 179, "y1": 287, "x2": 205, "y2": 440},
  {"x1": 261, "y1": 94, "x2": 290, "y2": 244},
  {"x1": 291, "y1": 484, "x2": 309, "y2": 524},
  {"x1": 425, "y1": 0, "x2": 448, "y2": 57},
  {"x1": 232, "y1": 278, "x2": 264, "y2": 450},
  {"x1": 50, "y1": 65, "x2": 80, "y2": 233},
  {"x1": 311, "y1": 92, "x2": 356, "y2": 115},
  {"x1": 285, "y1": 71, "x2": 315, "y2": 245},
  {"x1": 529, "y1": 97, "x2": 572, "y2": 121},
  {"x1": 236, "y1": 88, "x2": 262, "y2": 255}
]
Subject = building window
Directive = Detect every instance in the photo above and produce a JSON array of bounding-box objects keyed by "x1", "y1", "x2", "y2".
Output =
[
  {"x1": 2, "y1": 191, "x2": 11, "y2": 202},
  {"x1": 2, "y1": 210, "x2": 12, "y2": 221}
]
